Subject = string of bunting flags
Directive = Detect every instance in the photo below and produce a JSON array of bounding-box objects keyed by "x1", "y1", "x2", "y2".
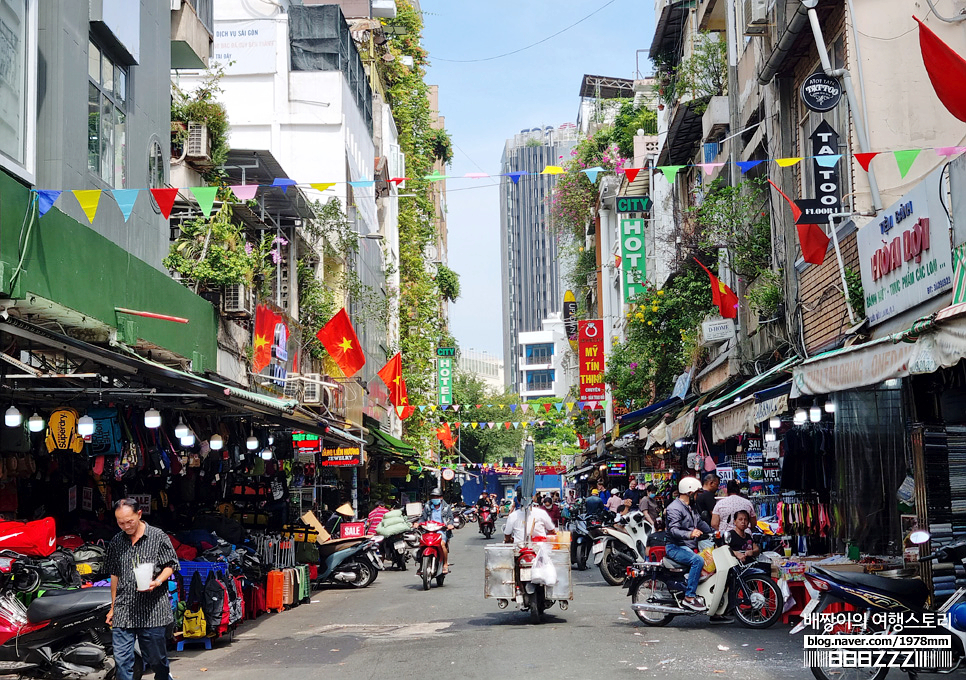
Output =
[{"x1": 402, "y1": 401, "x2": 608, "y2": 413}]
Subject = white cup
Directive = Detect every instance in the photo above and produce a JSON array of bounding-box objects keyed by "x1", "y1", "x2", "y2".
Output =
[{"x1": 134, "y1": 563, "x2": 155, "y2": 591}]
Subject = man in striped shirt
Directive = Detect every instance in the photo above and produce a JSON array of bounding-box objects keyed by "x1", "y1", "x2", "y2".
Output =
[{"x1": 367, "y1": 499, "x2": 391, "y2": 535}]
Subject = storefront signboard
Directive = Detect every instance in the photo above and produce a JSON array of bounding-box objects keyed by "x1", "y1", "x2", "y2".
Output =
[
  {"x1": 320, "y1": 446, "x2": 362, "y2": 467},
  {"x1": 564, "y1": 290, "x2": 579, "y2": 354},
  {"x1": 437, "y1": 350, "x2": 454, "y2": 406},
  {"x1": 710, "y1": 396, "x2": 756, "y2": 441},
  {"x1": 753, "y1": 393, "x2": 789, "y2": 426},
  {"x1": 620, "y1": 218, "x2": 647, "y2": 303},
  {"x1": 668, "y1": 410, "x2": 695, "y2": 444},
  {"x1": 746, "y1": 437, "x2": 764, "y2": 494},
  {"x1": 700, "y1": 319, "x2": 735, "y2": 346},
  {"x1": 578, "y1": 320, "x2": 606, "y2": 401},
  {"x1": 213, "y1": 20, "x2": 278, "y2": 75},
  {"x1": 858, "y1": 169, "x2": 953, "y2": 326}
]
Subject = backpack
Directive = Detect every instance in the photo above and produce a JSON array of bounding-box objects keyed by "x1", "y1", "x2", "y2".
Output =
[
  {"x1": 182, "y1": 607, "x2": 206, "y2": 638},
  {"x1": 72, "y1": 544, "x2": 106, "y2": 575},
  {"x1": 216, "y1": 570, "x2": 242, "y2": 625},
  {"x1": 35, "y1": 549, "x2": 81, "y2": 588},
  {"x1": 45, "y1": 409, "x2": 85, "y2": 454},
  {"x1": 202, "y1": 571, "x2": 230, "y2": 634}
]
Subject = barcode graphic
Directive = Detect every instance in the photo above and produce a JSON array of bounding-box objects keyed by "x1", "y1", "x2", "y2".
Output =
[{"x1": 804, "y1": 650, "x2": 953, "y2": 669}]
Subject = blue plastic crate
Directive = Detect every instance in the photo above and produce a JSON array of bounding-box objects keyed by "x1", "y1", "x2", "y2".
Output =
[{"x1": 178, "y1": 561, "x2": 228, "y2": 587}]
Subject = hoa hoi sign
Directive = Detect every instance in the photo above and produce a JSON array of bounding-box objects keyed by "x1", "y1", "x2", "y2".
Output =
[
  {"x1": 620, "y1": 218, "x2": 647, "y2": 303},
  {"x1": 800, "y1": 72, "x2": 842, "y2": 112},
  {"x1": 857, "y1": 169, "x2": 953, "y2": 325}
]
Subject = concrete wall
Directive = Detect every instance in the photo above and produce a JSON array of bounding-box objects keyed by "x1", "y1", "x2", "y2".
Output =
[{"x1": 36, "y1": 0, "x2": 171, "y2": 269}]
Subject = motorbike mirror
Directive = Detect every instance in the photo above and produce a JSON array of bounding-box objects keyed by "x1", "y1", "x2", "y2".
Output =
[{"x1": 910, "y1": 530, "x2": 931, "y2": 545}]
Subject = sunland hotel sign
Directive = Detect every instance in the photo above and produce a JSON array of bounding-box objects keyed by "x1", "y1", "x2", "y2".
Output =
[{"x1": 858, "y1": 168, "x2": 953, "y2": 326}]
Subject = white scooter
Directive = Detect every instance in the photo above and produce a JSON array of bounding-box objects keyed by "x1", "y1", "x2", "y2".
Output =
[{"x1": 593, "y1": 511, "x2": 653, "y2": 585}]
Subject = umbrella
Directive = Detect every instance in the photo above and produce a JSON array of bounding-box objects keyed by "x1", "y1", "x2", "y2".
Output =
[{"x1": 521, "y1": 439, "x2": 535, "y2": 501}]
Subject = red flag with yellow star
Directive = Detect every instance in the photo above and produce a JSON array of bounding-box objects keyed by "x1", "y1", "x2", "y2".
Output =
[
  {"x1": 253, "y1": 304, "x2": 282, "y2": 373},
  {"x1": 315, "y1": 308, "x2": 366, "y2": 377},
  {"x1": 377, "y1": 353, "x2": 409, "y2": 408},
  {"x1": 435, "y1": 422, "x2": 455, "y2": 449}
]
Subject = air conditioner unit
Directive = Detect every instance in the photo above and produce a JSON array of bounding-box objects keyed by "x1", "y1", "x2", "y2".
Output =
[
  {"x1": 222, "y1": 283, "x2": 254, "y2": 317},
  {"x1": 283, "y1": 373, "x2": 301, "y2": 400},
  {"x1": 743, "y1": 0, "x2": 769, "y2": 34},
  {"x1": 186, "y1": 122, "x2": 211, "y2": 161},
  {"x1": 302, "y1": 373, "x2": 322, "y2": 404}
]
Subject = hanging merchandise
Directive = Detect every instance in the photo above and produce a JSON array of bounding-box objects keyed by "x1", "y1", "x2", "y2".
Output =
[{"x1": 45, "y1": 409, "x2": 85, "y2": 454}]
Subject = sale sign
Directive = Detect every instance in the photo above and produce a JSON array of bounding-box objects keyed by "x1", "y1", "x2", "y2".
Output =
[
  {"x1": 340, "y1": 522, "x2": 365, "y2": 539},
  {"x1": 578, "y1": 320, "x2": 605, "y2": 401}
]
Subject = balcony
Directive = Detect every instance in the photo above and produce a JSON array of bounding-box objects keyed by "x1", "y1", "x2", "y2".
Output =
[
  {"x1": 171, "y1": 0, "x2": 213, "y2": 69},
  {"x1": 649, "y1": 0, "x2": 691, "y2": 64},
  {"x1": 657, "y1": 97, "x2": 708, "y2": 166},
  {"x1": 697, "y1": 0, "x2": 727, "y2": 31},
  {"x1": 702, "y1": 95, "x2": 729, "y2": 142}
]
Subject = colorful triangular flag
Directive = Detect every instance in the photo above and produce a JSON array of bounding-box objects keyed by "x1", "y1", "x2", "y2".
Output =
[
  {"x1": 854, "y1": 153, "x2": 880, "y2": 172},
  {"x1": 72, "y1": 190, "x2": 101, "y2": 224},
  {"x1": 349, "y1": 180, "x2": 375, "y2": 188},
  {"x1": 150, "y1": 188, "x2": 179, "y2": 219},
  {"x1": 623, "y1": 168, "x2": 641, "y2": 183},
  {"x1": 272, "y1": 178, "x2": 297, "y2": 193},
  {"x1": 230, "y1": 184, "x2": 259, "y2": 201},
  {"x1": 111, "y1": 189, "x2": 139, "y2": 222},
  {"x1": 566, "y1": 402, "x2": 575, "y2": 412},
  {"x1": 736, "y1": 160, "x2": 765, "y2": 174},
  {"x1": 554, "y1": 403, "x2": 564, "y2": 412},
  {"x1": 509, "y1": 404, "x2": 517, "y2": 413},
  {"x1": 504, "y1": 172, "x2": 527, "y2": 184},
  {"x1": 699, "y1": 163, "x2": 725, "y2": 176},
  {"x1": 894, "y1": 149, "x2": 922, "y2": 178},
  {"x1": 521, "y1": 404, "x2": 530, "y2": 413},
  {"x1": 582, "y1": 166, "x2": 604, "y2": 183},
  {"x1": 814, "y1": 155, "x2": 842, "y2": 168},
  {"x1": 656, "y1": 165, "x2": 685, "y2": 183},
  {"x1": 190, "y1": 186, "x2": 218, "y2": 217},
  {"x1": 310, "y1": 183, "x2": 336, "y2": 192},
  {"x1": 775, "y1": 157, "x2": 803, "y2": 167},
  {"x1": 798, "y1": 223, "x2": 831, "y2": 265},
  {"x1": 36, "y1": 190, "x2": 62, "y2": 217},
  {"x1": 540, "y1": 165, "x2": 564, "y2": 175}
]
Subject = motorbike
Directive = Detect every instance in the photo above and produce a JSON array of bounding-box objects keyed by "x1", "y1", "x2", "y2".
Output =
[
  {"x1": 570, "y1": 512, "x2": 606, "y2": 571},
  {"x1": 510, "y1": 543, "x2": 561, "y2": 624},
  {"x1": 478, "y1": 508, "x2": 496, "y2": 539},
  {"x1": 0, "y1": 552, "x2": 144, "y2": 679},
  {"x1": 315, "y1": 536, "x2": 384, "y2": 588},
  {"x1": 792, "y1": 531, "x2": 966, "y2": 680},
  {"x1": 464, "y1": 507, "x2": 479, "y2": 525},
  {"x1": 380, "y1": 528, "x2": 420, "y2": 571},
  {"x1": 594, "y1": 511, "x2": 653, "y2": 585},
  {"x1": 628, "y1": 533, "x2": 784, "y2": 629},
  {"x1": 415, "y1": 521, "x2": 448, "y2": 590}
]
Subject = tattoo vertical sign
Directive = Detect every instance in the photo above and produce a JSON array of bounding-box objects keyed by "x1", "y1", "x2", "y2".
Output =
[{"x1": 578, "y1": 320, "x2": 606, "y2": 401}]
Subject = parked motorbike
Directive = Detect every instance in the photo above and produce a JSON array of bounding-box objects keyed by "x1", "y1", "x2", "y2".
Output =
[
  {"x1": 570, "y1": 512, "x2": 606, "y2": 571},
  {"x1": 0, "y1": 553, "x2": 144, "y2": 679},
  {"x1": 464, "y1": 507, "x2": 479, "y2": 525},
  {"x1": 316, "y1": 536, "x2": 384, "y2": 588},
  {"x1": 478, "y1": 508, "x2": 496, "y2": 539},
  {"x1": 792, "y1": 531, "x2": 966, "y2": 680},
  {"x1": 594, "y1": 511, "x2": 653, "y2": 585},
  {"x1": 415, "y1": 521, "x2": 448, "y2": 590},
  {"x1": 380, "y1": 528, "x2": 420, "y2": 571},
  {"x1": 628, "y1": 533, "x2": 783, "y2": 628}
]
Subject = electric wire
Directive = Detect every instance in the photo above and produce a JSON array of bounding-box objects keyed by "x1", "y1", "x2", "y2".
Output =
[{"x1": 431, "y1": 0, "x2": 620, "y2": 63}]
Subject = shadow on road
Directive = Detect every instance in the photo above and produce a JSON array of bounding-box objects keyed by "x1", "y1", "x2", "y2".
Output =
[{"x1": 463, "y1": 611, "x2": 568, "y2": 627}]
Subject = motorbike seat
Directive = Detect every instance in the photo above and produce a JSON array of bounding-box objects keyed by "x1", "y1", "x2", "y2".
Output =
[
  {"x1": 662, "y1": 556, "x2": 687, "y2": 571},
  {"x1": 811, "y1": 567, "x2": 929, "y2": 609},
  {"x1": 27, "y1": 587, "x2": 112, "y2": 623}
]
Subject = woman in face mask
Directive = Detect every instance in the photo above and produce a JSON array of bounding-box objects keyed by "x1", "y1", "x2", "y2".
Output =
[
  {"x1": 419, "y1": 488, "x2": 455, "y2": 573},
  {"x1": 639, "y1": 483, "x2": 663, "y2": 525}
]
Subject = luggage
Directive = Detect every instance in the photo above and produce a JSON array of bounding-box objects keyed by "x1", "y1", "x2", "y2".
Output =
[
  {"x1": 245, "y1": 583, "x2": 266, "y2": 619},
  {"x1": 266, "y1": 570, "x2": 284, "y2": 612},
  {"x1": 72, "y1": 544, "x2": 106, "y2": 575},
  {"x1": 295, "y1": 565, "x2": 310, "y2": 602},
  {"x1": 35, "y1": 549, "x2": 81, "y2": 587},
  {"x1": 282, "y1": 568, "x2": 295, "y2": 606},
  {"x1": 0, "y1": 518, "x2": 57, "y2": 556},
  {"x1": 308, "y1": 564, "x2": 318, "y2": 581},
  {"x1": 295, "y1": 540, "x2": 319, "y2": 565},
  {"x1": 281, "y1": 524, "x2": 319, "y2": 543}
]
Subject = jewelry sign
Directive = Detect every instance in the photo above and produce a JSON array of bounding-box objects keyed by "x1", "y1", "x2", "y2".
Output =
[{"x1": 578, "y1": 320, "x2": 606, "y2": 401}]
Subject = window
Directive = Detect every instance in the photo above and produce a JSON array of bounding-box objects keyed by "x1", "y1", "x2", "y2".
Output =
[
  {"x1": 0, "y1": 0, "x2": 35, "y2": 182},
  {"x1": 88, "y1": 38, "x2": 127, "y2": 188},
  {"x1": 525, "y1": 343, "x2": 554, "y2": 365},
  {"x1": 147, "y1": 138, "x2": 164, "y2": 189},
  {"x1": 526, "y1": 370, "x2": 555, "y2": 392}
]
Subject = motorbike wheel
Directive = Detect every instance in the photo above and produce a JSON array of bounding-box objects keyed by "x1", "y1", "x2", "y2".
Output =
[
  {"x1": 576, "y1": 543, "x2": 589, "y2": 571},
  {"x1": 599, "y1": 544, "x2": 628, "y2": 586},
  {"x1": 631, "y1": 579, "x2": 675, "y2": 627},
  {"x1": 482, "y1": 525, "x2": 493, "y2": 540},
  {"x1": 422, "y1": 555, "x2": 434, "y2": 591},
  {"x1": 529, "y1": 587, "x2": 544, "y2": 624},
  {"x1": 733, "y1": 575, "x2": 783, "y2": 628},
  {"x1": 349, "y1": 560, "x2": 377, "y2": 588}
]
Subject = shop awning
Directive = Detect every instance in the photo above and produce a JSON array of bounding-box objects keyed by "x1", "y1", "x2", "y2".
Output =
[
  {"x1": 709, "y1": 380, "x2": 793, "y2": 441},
  {"x1": 791, "y1": 303, "x2": 966, "y2": 396},
  {"x1": 668, "y1": 408, "x2": 695, "y2": 443},
  {"x1": 618, "y1": 396, "x2": 682, "y2": 432},
  {"x1": 368, "y1": 427, "x2": 418, "y2": 459},
  {"x1": 700, "y1": 356, "x2": 801, "y2": 413},
  {"x1": 0, "y1": 315, "x2": 360, "y2": 444},
  {"x1": 649, "y1": 0, "x2": 690, "y2": 60}
]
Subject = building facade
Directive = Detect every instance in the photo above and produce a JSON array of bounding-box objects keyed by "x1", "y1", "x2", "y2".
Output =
[
  {"x1": 458, "y1": 349, "x2": 504, "y2": 394},
  {"x1": 500, "y1": 124, "x2": 577, "y2": 392},
  {"x1": 517, "y1": 313, "x2": 576, "y2": 401}
]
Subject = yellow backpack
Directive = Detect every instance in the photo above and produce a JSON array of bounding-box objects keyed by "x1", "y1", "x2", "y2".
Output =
[
  {"x1": 182, "y1": 608, "x2": 207, "y2": 638},
  {"x1": 45, "y1": 409, "x2": 85, "y2": 453}
]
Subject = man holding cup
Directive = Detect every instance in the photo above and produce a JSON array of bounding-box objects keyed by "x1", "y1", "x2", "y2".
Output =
[{"x1": 106, "y1": 498, "x2": 180, "y2": 680}]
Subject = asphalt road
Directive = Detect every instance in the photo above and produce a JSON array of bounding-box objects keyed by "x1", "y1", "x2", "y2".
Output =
[{"x1": 172, "y1": 529, "x2": 815, "y2": 680}]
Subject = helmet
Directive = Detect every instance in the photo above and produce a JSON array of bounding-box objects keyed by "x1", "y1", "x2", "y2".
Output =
[
  {"x1": 429, "y1": 487, "x2": 443, "y2": 497},
  {"x1": 678, "y1": 477, "x2": 702, "y2": 495},
  {"x1": 611, "y1": 488, "x2": 619, "y2": 495}
]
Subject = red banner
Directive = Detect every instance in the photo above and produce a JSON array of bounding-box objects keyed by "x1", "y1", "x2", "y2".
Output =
[
  {"x1": 578, "y1": 320, "x2": 606, "y2": 401},
  {"x1": 320, "y1": 447, "x2": 362, "y2": 466}
]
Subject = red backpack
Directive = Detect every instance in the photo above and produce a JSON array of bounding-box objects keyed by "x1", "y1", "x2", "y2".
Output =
[{"x1": 202, "y1": 572, "x2": 231, "y2": 635}]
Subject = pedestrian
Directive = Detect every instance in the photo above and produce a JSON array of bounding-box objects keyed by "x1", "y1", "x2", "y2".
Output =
[
  {"x1": 542, "y1": 495, "x2": 562, "y2": 525},
  {"x1": 693, "y1": 472, "x2": 720, "y2": 524},
  {"x1": 605, "y1": 488, "x2": 623, "y2": 513},
  {"x1": 711, "y1": 480, "x2": 757, "y2": 535},
  {"x1": 596, "y1": 480, "x2": 610, "y2": 505},
  {"x1": 638, "y1": 483, "x2": 663, "y2": 524},
  {"x1": 366, "y1": 498, "x2": 390, "y2": 535},
  {"x1": 106, "y1": 498, "x2": 179, "y2": 680},
  {"x1": 623, "y1": 476, "x2": 643, "y2": 507}
]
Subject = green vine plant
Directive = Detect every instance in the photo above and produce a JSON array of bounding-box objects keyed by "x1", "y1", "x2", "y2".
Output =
[
  {"x1": 745, "y1": 269, "x2": 785, "y2": 319},
  {"x1": 845, "y1": 267, "x2": 867, "y2": 319},
  {"x1": 674, "y1": 32, "x2": 727, "y2": 113},
  {"x1": 171, "y1": 62, "x2": 231, "y2": 180},
  {"x1": 435, "y1": 264, "x2": 461, "y2": 302}
]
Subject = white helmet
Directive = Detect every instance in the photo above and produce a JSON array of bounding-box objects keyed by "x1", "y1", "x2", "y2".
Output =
[{"x1": 678, "y1": 477, "x2": 702, "y2": 495}]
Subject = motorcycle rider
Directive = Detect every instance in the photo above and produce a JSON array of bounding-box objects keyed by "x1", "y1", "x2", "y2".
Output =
[
  {"x1": 584, "y1": 488, "x2": 605, "y2": 515},
  {"x1": 477, "y1": 492, "x2": 496, "y2": 533},
  {"x1": 665, "y1": 477, "x2": 713, "y2": 611},
  {"x1": 419, "y1": 488, "x2": 455, "y2": 574},
  {"x1": 504, "y1": 496, "x2": 556, "y2": 545}
]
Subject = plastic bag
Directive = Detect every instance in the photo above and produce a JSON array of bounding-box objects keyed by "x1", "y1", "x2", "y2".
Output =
[
  {"x1": 700, "y1": 546, "x2": 716, "y2": 574},
  {"x1": 530, "y1": 547, "x2": 558, "y2": 586}
]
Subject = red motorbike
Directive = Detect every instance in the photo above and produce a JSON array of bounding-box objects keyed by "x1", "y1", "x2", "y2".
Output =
[
  {"x1": 478, "y1": 508, "x2": 495, "y2": 540},
  {"x1": 415, "y1": 521, "x2": 447, "y2": 590}
]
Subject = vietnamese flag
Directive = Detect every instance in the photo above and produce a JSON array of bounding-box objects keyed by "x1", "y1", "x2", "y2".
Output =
[
  {"x1": 315, "y1": 308, "x2": 366, "y2": 377},
  {"x1": 378, "y1": 353, "x2": 409, "y2": 408},
  {"x1": 694, "y1": 258, "x2": 739, "y2": 319},
  {"x1": 252, "y1": 304, "x2": 282, "y2": 373},
  {"x1": 435, "y1": 422, "x2": 455, "y2": 449},
  {"x1": 915, "y1": 16, "x2": 966, "y2": 123}
]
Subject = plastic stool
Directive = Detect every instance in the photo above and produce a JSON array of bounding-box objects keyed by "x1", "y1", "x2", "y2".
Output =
[{"x1": 176, "y1": 636, "x2": 213, "y2": 651}]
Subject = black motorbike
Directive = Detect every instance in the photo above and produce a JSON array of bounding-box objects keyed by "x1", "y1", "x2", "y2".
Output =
[
  {"x1": 570, "y1": 512, "x2": 608, "y2": 570},
  {"x1": 0, "y1": 553, "x2": 143, "y2": 679},
  {"x1": 380, "y1": 528, "x2": 420, "y2": 570}
]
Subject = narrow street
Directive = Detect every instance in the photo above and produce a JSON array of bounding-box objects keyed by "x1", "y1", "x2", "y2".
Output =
[{"x1": 174, "y1": 531, "x2": 811, "y2": 680}]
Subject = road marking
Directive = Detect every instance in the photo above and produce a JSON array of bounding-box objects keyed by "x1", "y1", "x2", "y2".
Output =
[{"x1": 294, "y1": 622, "x2": 454, "y2": 640}]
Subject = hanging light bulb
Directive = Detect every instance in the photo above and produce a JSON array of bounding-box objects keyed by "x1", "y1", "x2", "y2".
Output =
[
  {"x1": 267, "y1": 434, "x2": 274, "y2": 446},
  {"x1": 769, "y1": 415, "x2": 781, "y2": 430},
  {"x1": 77, "y1": 414, "x2": 95, "y2": 437},
  {"x1": 4, "y1": 406, "x2": 22, "y2": 428},
  {"x1": 765, "y1": 429, "x2": 777, "y2": 442},
  {"x1": 180, "y1": 431, "x2": 195, "y2": 448},
  {"x1": 209, "y1": 434, "x2": 224, "y2": 450},
  {"x1": 794, "y1": 408, "x2": 807, "y2": 424},
  {"x1": 809, "y1": 405, "x2": 822, "y2": 422},
  {"x1": 144, "y1": 408, "x2": 161, "y2": 429},
  {"x1": 246, "y1": 436, "x2": 259, "y2": 451},
  {"x1": 261, "y1": 448, "x2": 273, "y2": 460},
  {"x1": 174, "y1": 417, "x2": 189, "y2": 439},
  {"x1": 27, "y1": 413, "x2": 44, "y2": 433},
  {"x1": 824, "y1": 400, "x2": 836, "y2": 413}
]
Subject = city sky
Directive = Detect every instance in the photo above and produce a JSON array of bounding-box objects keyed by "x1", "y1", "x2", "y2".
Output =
[{"x1": 420, "y1": 0, "x2": 655, "y2": 358}]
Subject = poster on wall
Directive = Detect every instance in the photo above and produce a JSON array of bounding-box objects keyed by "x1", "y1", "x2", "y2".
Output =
[
  {"x1": 212, "y1": 20, "x2": 278, "y2": 75},
  {"x1": 252, "y1": 303, "x2": 301, "y2": 398},
  {"x1": 577, "y1": 320, "x2": 605, "y2": 401},
  {"x1": 746, "y1": 437, "x2": 764, "y2": 494}
]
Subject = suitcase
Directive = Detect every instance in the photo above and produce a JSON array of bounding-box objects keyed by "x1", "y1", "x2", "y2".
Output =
[
  {"x1": 245, "y1": 583, "x2": 266, "y2": 619},
  {"x1": 308, "y1": 564, "x2": 318, "y2": 581},
  {"x1": 266, "y1": 570, "x2": 285, "y2": 613},
  {"x1": 282, "y1": 568, "x2": 295, "y2": 606}
]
